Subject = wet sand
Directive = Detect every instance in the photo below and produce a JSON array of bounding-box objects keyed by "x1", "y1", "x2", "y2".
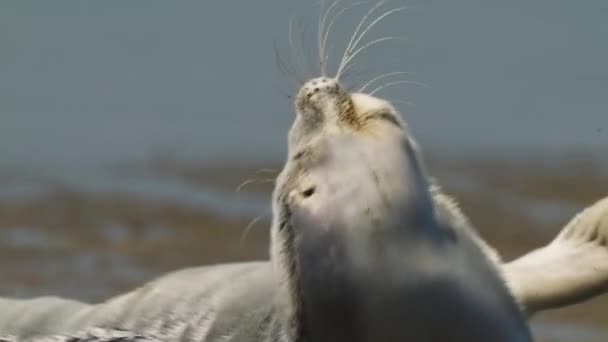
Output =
[{"x1": 0, "y1": 155, "x2": 606, "y2": 341}]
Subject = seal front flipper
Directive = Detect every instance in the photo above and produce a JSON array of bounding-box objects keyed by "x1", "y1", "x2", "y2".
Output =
[{"x1": 504, "y1": 196, "x2": 608, "y2": 315}]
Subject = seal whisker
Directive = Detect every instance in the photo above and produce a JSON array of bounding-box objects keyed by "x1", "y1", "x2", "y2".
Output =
[
  {"x1": 338, "y1": 61, "x2": 369, "y2": 86},
  {"x1": 359, "y1": 71, "x2": 416, "y2": 92},
  {"x1": 348, "y1": 6, "x2": 407, "y2": 57},
  {"x1": 273, "y1": 43, "x2": 301, "y2": 101},
  {"x1": 235, "y1": 178, "x2": 276, "y2": 193},
  {"x1": 289, "y1": 16, "x2": 311, "y2": 81},
  {"x1": 336, "y1": 0, "x2": 387, "y2": 79},
  {"x1": 274, "y1": 39, "x2": 304, "y2": 89},
  {"x1": 369, "y1": 79, "x2": 431, "y2": 95},
  {"x1": 318, "y1": 0, "x2": 345, "y2": 75},
  {"x1": 321, "y1": 1, "x2": 369, "y2": 76},
  {"x1": 317, "y1": 0, "x2": 328, "y2": 74},
  {"x1": 239, "y1": 214, "x2": 268, "y2": 247},
  {"x1": 339, "y1": 36, "x2": 408, "y2": 78}
]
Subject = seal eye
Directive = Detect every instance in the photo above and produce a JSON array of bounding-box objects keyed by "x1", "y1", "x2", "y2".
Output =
[{"x1": 302, "y1": 186, "x2": 315, "y2": 198}]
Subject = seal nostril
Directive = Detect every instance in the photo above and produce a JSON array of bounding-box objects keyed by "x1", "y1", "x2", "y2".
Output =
[
  {"x1": 302, "y1": 186, "x2": 315, "y2": 198},
  {"x1": 314, "y1": 88, "x2": 319, "y2": 92}
]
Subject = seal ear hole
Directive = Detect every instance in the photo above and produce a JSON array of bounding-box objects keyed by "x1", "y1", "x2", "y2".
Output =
[{"x1": 302, "y1": 186, "x2": 316, "y2": 198}]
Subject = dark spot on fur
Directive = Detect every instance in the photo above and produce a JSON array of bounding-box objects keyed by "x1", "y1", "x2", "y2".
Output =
[
  {"x1": 302, "y1": 186, "x2": 315, "y2": 198},
  {"x1": 293, "y1": 150, "x2": 307, "y2": 161},
  {"x1": 278, "y1": 203, "x2": 291, "y2": 231}
]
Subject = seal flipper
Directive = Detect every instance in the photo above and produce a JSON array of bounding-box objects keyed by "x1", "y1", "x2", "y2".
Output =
[{"x1": 504, "y1": 196, "x2": 608, "y2": 315}]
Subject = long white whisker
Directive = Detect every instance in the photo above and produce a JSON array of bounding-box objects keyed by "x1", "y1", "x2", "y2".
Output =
[
  {"x1": 319, "y1": 0, "x2": 345, "y2": 76},
  {"x1": 338, "y1": 37, "x2": 407, "y2": 78},
  {"x1": 359, "y1": 71, "x2": 416, "y2": 92},
  {"x1": 336, "y1": 0, "x2": 387, "y2": 79},
  {"x1": 369, "y1": 80, "x2": 431, "y2": 95},
  {"x1": 349, "y1": 6, "x2": 407, "y2": 60},
  {"x1": 235, "y1": 178, "x2": 275, "y2": 193},
  {"x1": 239, "y1": 215, "x2": 266, "y2": 247},
  {"x1": 317, "y1": 0, "x2": 327, "y2": 75},
  {"x1": 236, "y1": 179, "x2": 258, "y2": 193},
  {"x1": 322, "y1": 1, "x2": 368, "y2": 76},
  {"x1": 339, "y1": 61, "x2": 365, "y2": 84}
]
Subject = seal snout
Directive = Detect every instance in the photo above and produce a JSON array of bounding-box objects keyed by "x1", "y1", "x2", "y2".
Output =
[
  {"x1": 302, "y1": 77, "x2": 340, "y2": 98},
  {"x1": 296, "y1": 77, "x2": 342, "y2": 111}
]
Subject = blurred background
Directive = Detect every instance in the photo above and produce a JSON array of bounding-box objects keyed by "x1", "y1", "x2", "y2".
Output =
[{"x1": 0, "y1": 1, "x2": 606, "y2": 341}]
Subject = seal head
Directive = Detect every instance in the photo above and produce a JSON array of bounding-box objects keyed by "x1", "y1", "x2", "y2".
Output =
[{"x1": 271, "y1": 77, "x2": 531, "y2": 342}]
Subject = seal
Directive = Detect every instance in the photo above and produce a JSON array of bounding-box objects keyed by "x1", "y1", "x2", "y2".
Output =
[
  {"x1": 0, "y1": 2, "x2": 607, "y2": 342},
  {"x1": 504, "y1": 196, "x2": 608, "y2": 315},
  {"x1": 269, "y1": 75, "x2": 531, "y2": 342}
]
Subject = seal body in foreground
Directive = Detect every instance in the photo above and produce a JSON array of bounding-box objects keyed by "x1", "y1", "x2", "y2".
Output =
[
  {"x1": 269, "y1": 77, "x2": 531, "y2": 342},
  {"x1": 0, "y1": 77, "x2": 531, "y2": 342},
  {"x1": 1, "y1": 0, "x2": 608, "y2": 338}
]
